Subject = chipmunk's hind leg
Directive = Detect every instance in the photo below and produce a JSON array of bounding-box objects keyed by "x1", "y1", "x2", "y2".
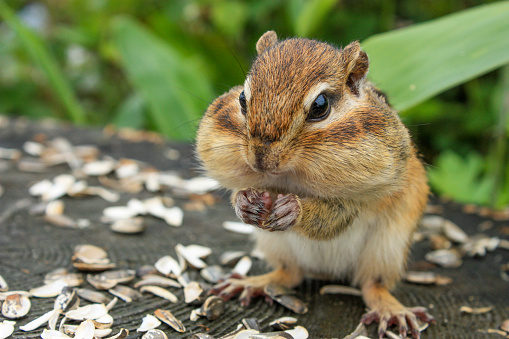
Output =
[
  {"x1": 360, "y1": 281, "x2": 435, "y2": 339},
  {"x1": 210, "y1": 266, "x2": 303, "y2": 307}
]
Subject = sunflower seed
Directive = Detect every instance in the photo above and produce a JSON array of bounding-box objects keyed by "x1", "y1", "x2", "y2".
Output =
[
  {"x1": 285, "y1": 326, "x2": 309, "y2": 339},
  {"x1": 419, "y1": 215, "x2": 444, "y2": 232},
  {"x1": 220, "y1": 251, "x2": 246, "y2": 266},
  {"x1": 108, "y1": 285, "x2": 142, "y2": 302},
  {"x1": 500, "y1": 319, "x2": 509, "y2": 332},
  {"x1": 0, "y1": 148, "x2": 21, "y2": 160},
  {"x1": 269, "y1": 317, "x2": 298, "y2": 331},
  {"x1": 0, "y1": 320, "x2": 15, "y2": 339},
  {"x1": 249, "y1": 332, "x2": 292, "y2": 339},
  {"x1": 242, "y1": 318, "x2": 261, "y2": 331},
  {"x1": 154, "y1": 309, "x2": 186, "y2": 333},
  {"x1": 104, "y1": 328, "x2": 129, "y2": 339},
  {"x1": 87, "y1": 274, "x2": 118, "y2": 290},
  {"x1": 425, "y1": 249, "x2": 462, "y2": 268},
  {"x1": 29, "y1": 179, "x2": 53, "y2": 196},
  {"x1": 20, "y1": 309, "x2": 58, "y2": 331},
  {"x1": 102, "y1": 206, "x2": 139, "y2": 221},
  {"x1": 96, "y1": 270, "x2": 136, "y2": 284},
  {"x1": 176, "y1": 244, "x2": 207, "y2": 269},
  {"x1": 40, "y1": 329, "x2": 72, "y2": 338},
  {"x1": 462, "y1": 236, "x2": 500, "y2": 257},
  {"x1": 269, "y1": 294, "x2": 308, "y2": 314},
  {"x1": 429, "y1": 234, "x2": 452, "y2": 250},
  {"x1": 200, "y1": 296, "x2": 225, "y2": 321},
  {"x1": 111, "y1": 217, "x2": 145, "y2": 234},
  {"x1": 185, "y1": 245, "x2": 212, "y2": 259},
  {"x1": 72, "y1": 319, "x2": 96, "y2": 339},
  {"x1": 23, "y1": 141, "x2": 44, "y2": 156},
  {"x1": 155, "y1": 255, "x2": 181, "y2": 277},
  {"x1": 134, "y1": 275, "x2": 181, "y2": 289},
  {"x1": 200, "y1": 265, "x2": 225, "y2": 283},
  {"x1": 78, "y1": 186, "x2": 120, "y2": 202},
  {"x1": 77, "y1": 289, "x2": 112, "y2": 304},
  {"x1": 231, "y1": 329, "x2": 260, "y2": 339},
  {"x1": 0, "y1": 275, "x2": 7, "y2": 292},
  {"x1": 66, "y1": 304, "x2": 109, "y2": 321},
  {"x1": 73, "y1": 244, "x2": 109, "y2": 264},
  {"x1": 44, "y1": 214, "x2": 79, "y2": 229},
  {"x1": 63, "y1": 325, "x2": 112, "y2": 338},
  {"x1": 232, "y1": 256, "x2": 252, "y2": 276},
  {"x1": 222, "y1": 221, "x2": 254, "y2": 235},
  {"x1": 191, "y1": 334, "x2": 215, "y2": 339},
  {"x1": 184, "y1": 281, "x2": 205, "y2": 304},
  {"x1": 190, "y1": 309, "x2": 200, "y2": 322},
  {"x1": 140, "y1": 286, "x2": 178, "y2": 303},
  {"x1": 82, "y1": 160, "x2": 116, "y2": 176},
  {"x1": 54, "y1": 286, "x2": 79, "y2": 312},
  {"x1": 163, "y1": 207, "x2": 184, "y2": 227},
  {"x1": 182, "y1": 176, "x2": 220, "y2": 195},
  {"x1": 404, "y1": 271, "x2": 437, "y2": 285},
  {"x1": 319, "y1": 285, "x2": 362, "y2": 296},
  {"x1": 442, "y1": 220, "x2": 469, "y2": 243},
  {"x1": 92, "y1": 314, "x2": 114, "y2": 329},
  {"x1": 29, "y1": 280, "x2": 67, "y2": 298},
  {"x1": 45, "y1": 199, "x2": 65, "y2": 215},
  {"x1": 2, "y1": 293, "x2": 31, "y2": 318},
  {"x1": 460, "y1": 306, "x2": 493, "y2": 314},
  {"x1": 137, "y1": 314, "x2": 161, "y2": 332},
  {"x1": 45, "y1": 269, "x2": 83, "y2": 287},
  {"x1": 142, "y1": 329, "x2": 168, "y2": 339}
]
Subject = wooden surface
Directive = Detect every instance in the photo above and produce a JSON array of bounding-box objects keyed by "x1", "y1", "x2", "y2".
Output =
[{"x1": 0, "y1": 117, "x2": 508, "y2": 338}]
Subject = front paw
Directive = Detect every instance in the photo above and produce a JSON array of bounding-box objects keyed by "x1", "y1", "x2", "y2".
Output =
[
  {"x1": 264, "y1": 194, "x2": 301, "y2": 232},
  {"x1": 234, "y1": 188, "x2": 273, "y2": 228},
  {"x1": 361, "y1": 306, "x2": 435, "y2": 338}
]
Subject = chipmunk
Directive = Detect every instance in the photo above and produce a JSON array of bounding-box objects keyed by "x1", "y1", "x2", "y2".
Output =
[{"x1": 196, "y1": 31, "x2": 434, "y2": 338}]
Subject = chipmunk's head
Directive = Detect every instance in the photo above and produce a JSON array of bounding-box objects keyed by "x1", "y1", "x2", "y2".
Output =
[{"x1": 240, "y1": 31, "x2": 371, "y2": 174}]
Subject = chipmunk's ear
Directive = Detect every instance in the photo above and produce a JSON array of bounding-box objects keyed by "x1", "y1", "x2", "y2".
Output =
[
  {"x1": 256, "y1": 31, "x2": 278, "y2": 55},
  {"x1": 340, "y1": 41, "x2": 369, "y2": 96}
]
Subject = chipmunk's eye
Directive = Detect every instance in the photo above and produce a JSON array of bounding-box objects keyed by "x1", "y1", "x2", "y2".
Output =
[
  {"x1": 308, "y1": 93, "x2": 330, "y2": 121},
  {"x1": 239, "y1": 91, "x2": 247, "y2": 115}
]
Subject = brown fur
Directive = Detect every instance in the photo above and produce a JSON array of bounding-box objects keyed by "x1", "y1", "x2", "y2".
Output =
[{"x1": 196, "y1": 31, "x2": 432, "y2": 337}]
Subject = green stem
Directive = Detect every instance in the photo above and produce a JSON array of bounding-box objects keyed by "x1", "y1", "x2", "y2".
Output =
[
  {"x1": 0, "y1": 1, "x2": 87, "y2": 124},
  {"x1": 491, "y1": 65, "x2": 509, "y2": 208}
]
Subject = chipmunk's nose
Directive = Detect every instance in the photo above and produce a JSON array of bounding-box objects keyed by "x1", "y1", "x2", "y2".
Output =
[{"x1": 251, "y1": 145, "x2": 279, "y2": 173}]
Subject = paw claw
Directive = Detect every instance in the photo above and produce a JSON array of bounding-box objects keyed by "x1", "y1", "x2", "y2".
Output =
[
  {"x1": 362, "y1": 306, "x2": 433, "y2": 339},
  {"x1": 210, "y1": 274, "x2": 271, "y2": 307},
  {"x1": 234, "y1": 189, "x2": 300, "y2": 232}
]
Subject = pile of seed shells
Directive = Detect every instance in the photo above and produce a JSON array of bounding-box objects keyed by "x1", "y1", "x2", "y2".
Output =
[
  {"x1": 404, "y1": 214, "x2": 509, "y2": 284},
  {"x1": 1, "y1": 133, "x2": 509, "y2": 339},
  {"x1": 1, "y1": 137, "x2": 218, "y2": 232},
  {"x1": 0, "y1": 241, "x2": 310, "y2": 339}
]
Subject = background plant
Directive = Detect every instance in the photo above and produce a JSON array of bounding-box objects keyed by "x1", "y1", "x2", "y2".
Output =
[{"x1": 0, "y1": 0, "x2": 508, "y2": 208}]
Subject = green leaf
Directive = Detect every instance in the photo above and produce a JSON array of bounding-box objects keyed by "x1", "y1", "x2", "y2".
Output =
[
  {"x1": 211, "y1": 1, "x2": 248, "y2": 38},
  {"x1": 363, "y1": 1, "x2": 509, "y2": 112},
  {"x1": 110, "y1": 16, "x2": 214, "y2": 140},
  {"x1": 0, "y1": 1, "x2": 87, "y2": 124},
  {"x1": 428, "y1": 150, "x2": 495, "y2": 205},
  {"x1": 289, "y1": 0, "x2": 340, "y2": 37},
  {"x1": 112, "y1": 93, "x2": 145, "y2": 129}
]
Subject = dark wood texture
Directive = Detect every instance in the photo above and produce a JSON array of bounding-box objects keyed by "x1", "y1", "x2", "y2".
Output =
[{"x1": 0, "y1": 118, "x2": 507, "y2": 338}]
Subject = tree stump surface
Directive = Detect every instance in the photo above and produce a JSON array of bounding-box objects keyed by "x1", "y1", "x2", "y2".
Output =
[{"x1": 0, "y1": 118, "x2": 507, "y2": 338}]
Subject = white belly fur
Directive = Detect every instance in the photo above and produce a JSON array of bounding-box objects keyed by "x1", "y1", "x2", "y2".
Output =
[{"x1": 254, "y1": 215, "x2": 372, "y2": 281}]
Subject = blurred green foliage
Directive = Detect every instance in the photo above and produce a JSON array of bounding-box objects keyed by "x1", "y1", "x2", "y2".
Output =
[{"x1": 0, "y1": 0, "x2": 508, "y2": 208}]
